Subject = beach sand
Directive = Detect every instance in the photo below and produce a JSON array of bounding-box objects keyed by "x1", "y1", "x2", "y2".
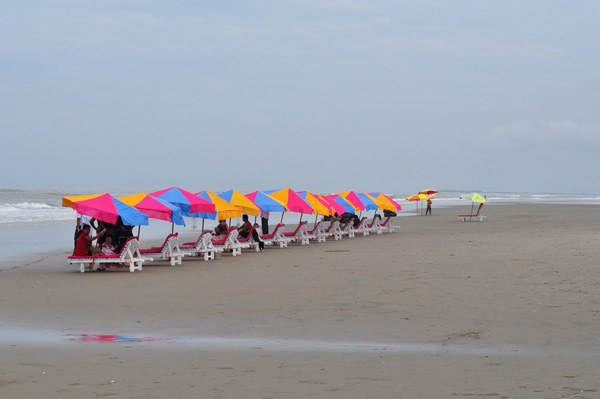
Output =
[{"x1": 1, "y1": 204, "x2": 599, "y2": 398}]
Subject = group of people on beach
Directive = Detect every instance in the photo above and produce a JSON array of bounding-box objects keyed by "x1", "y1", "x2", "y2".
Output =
[
  {"x1": 72, "y1": 215, "x2": 134, "y2": 258},
  {"x1": 214, "y1": 214, "x2": 265, "y2": 251}
]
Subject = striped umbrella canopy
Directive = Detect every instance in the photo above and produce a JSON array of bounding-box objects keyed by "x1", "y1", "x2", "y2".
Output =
[
  {"x1": 192, "y1": 190, "x2": 241, "y2": 220},
  {"x1": 370, "y1": 192, "x2": 402, "y2": 212},
  {"x1": 149, "y1": 187, "x2": 215, "y2": 216},
  {"x1": 405, "y1": 193, "x2": 430, "y2": 202},
  {"x1": 324, "y1": 194, "x2": 356, "y2": 214},
  {"x1": 119, "y1": 193, "x2": 185, "y2": 226},
  {"x1": 245, "y1": 191, "x2": 286, "y2": 212},
  {"x1": 264, "y1": 188, "x2": 313, "y2": 214},
  {"x1": 297, "y1": 191, "x2": 335, "y2": 216},
  {"x1": 65, "y1": 193, "x2": 149, "y2": 226},
  {"x1": 218, "y1": 189, "x2": 260, "y2": 216},
  {"x1": 419, "y1": 189, "x2": 440, "y2": 195},
  {"x1": 356, "y1": 193, "x2": 379, "y2": 211},
  {"x1": 338, "y1": 190, "x2": 366, "y2": 212},
  {"x1": 62, "y1": 193, "x2": 103, "y2": 208}
]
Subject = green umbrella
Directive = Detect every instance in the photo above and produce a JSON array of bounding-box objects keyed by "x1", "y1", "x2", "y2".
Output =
[{"x1": 459, "y1": 193, "x2": 487, "y2": 204}]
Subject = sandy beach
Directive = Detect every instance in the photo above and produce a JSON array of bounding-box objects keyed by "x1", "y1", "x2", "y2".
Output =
[{"x1": 1, "y1": 204, "x2": 599, "y2": 398}]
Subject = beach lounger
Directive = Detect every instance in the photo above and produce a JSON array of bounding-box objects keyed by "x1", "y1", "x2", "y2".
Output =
[
  {"x1": 211, "y1": 227, "x2": 248, "y2": 256},
  {"x1": 236, "y1": 224, "x2": 262, "y2": 252},
  {"x1": 367, "y1": 216, "x2": 383, "y2": 235},
  {"x1": 282, "y1": 221, "x2": 310, "y2": 245},
  {"x1": 180, "y1": 231, "x2": 222, "y2": 261},
  {"x1": 379, "y1": 216, "x2": 396, "y2": 233},
  {"x1": 67, "y1": 238, "x2": 151, "y2": 273},
  {"x1": 305, "y1": 221, "x2": 327, "y2": 243},
  {"x1": 351, "y1": 217, "x2": 370, "y2": 237},
  {"x1": 323, "y1": 220, "x2": 343, "y2": 240},
  {"x1": 339, "y1": 221, "x2": 355, "y2": 238},
  {"x1": 139, "y1": 233, "x2": 185, "y2": 266},
  {"x1": 458, "y1": 203, "x2": 487, "y2": 222},
  {"x1": 260, "y1": 223, "x2": 292, "y2": 248}
]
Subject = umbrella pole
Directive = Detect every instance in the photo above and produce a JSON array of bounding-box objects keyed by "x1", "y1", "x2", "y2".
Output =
[
  {"x1": 299, "y1": 213, "x2": 303, "y2": 224},
  {"x1": 201, "y1": 219, "x2": 205, "y2": 232},
  {"x1": 171, "y1": 222, "x2": 174, "y2": 234},
  {"x1": 470, "y1": 201, "x2": 475, "y2": 221},
  {"x1": 280, "y1": 211, "x2": 285, "y2": 224},
  {"x1": 137, "y1": 225, "x2": 141, "y2": 240}
]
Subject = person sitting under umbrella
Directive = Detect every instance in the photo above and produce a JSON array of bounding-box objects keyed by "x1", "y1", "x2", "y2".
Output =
[{"x1": 238, "y1": 214, "x2": 264, "y2": 251}]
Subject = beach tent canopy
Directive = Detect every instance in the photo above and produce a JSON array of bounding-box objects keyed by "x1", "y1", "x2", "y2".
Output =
[
  {"x1": 218, "y1": 189, "x2": 260, "y2": 216},
  {"x1": 67, "y1": 193, "x2": 149, "y2": 226},
  {"x1": 149, "y1": 187, "x2": 215, "y2": 216},
  {"x1": 119, "y1": 193, "x2": 185, "y2": 226}
]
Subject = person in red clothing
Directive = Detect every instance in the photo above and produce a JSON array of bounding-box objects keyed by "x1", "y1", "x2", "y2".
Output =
[{"x1": 72, "y1": 224, "x2": 104, "y2": 256}]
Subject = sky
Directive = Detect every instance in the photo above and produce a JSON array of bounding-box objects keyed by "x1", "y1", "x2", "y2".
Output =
[{"x1": 1, "y1": 1, "x2": 599, "y2": 195}]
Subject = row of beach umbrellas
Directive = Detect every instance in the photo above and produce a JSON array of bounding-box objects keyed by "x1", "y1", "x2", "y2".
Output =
[{"x1": 62, "y1": 188, "x2": 403, "y2": 228}]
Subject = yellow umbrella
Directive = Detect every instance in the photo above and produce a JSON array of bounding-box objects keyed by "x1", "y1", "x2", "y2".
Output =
[
  {"x1": 419, "y1": 189, "x2": 440, "y2": 195},
  {"x1": 298, "y1": 191, "x2": 334, "y2": 216},
  {"x1": 197, "y1": 190, "x2": 242, "y2": 220},
  {"x1": 218, "y1": 189, "x2": 260, "y2": 216},
  {"x1": 62, "y1": 193, "x2": 103, "y2": 209},
  {"x1": 405, "y1": 193, "x2": 430, "y2": 215}
]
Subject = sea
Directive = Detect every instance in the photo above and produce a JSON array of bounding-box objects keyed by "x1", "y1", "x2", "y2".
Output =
[{"x1": 1, "y1": 188, "x2": 599, "y2": 264}]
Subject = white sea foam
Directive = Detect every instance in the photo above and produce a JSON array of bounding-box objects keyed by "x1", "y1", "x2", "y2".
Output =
[{"x1": 0, "y1": 202, "x2": 73, "y2": 223}]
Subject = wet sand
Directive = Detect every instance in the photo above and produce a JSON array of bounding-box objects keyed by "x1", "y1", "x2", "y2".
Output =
[{"x1": 1, "y1": 204, "x2": 600, "y2": 398}]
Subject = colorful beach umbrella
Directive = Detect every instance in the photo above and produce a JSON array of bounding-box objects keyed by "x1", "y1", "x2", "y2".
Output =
[
  {"x1": 405, "y1": 193, "x2": 430, "y2": 202},
  {"x1": 324, "y1": 194, "x2": 356, "y2": 214},
  {"x1": 338, "y1": 190, "x2": 366, "y2": 212},
  {"x1": 66, "y1": 193, "x2": 149, "y2": 226},
  {"x1": 245, "y1": 191, "x2": 286, "y2": 212},
  {"x1": 62, "y1": 193, "x2": 103, "y2": 208},
  {"x1": 264, "y1": 188, "x2": 314, "y2": 215},
  {"x1": 119, "y1": 193, "x2": 185, "y2": 226},
  {"x1": 356, "y1": 193, "x2": 379, "y2": 211},
  {"x1": 297, "y1": 191, "x2": 335, "y2": 216},
  {"x1": 370, "y1": 192, "x2": 402, "y2": 212},
  {"x1": 419, "y1": 189, "x2": 440, "y2": 195},
  {"x1": 193, "y1": 190, "x2": 241, "y2": 220},
  {"x1": 149, "y1": 187, "x2": 215, "y2": 216},
  {"x1": 218, "y1": 189, "x2": 260, "y2": 216},
  {"x1": 460, "y1": 192, "x2": 487, "y2": 204}
]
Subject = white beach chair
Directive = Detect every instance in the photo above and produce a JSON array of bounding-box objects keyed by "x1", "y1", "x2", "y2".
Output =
[
  {"x1": 180, "y1": 232, "x2": 222, "y2": 261},
  {"x1": 260, "y1": 223, "x2": 292, "y2": 248},
  {"x1": 283, "y1": 221, "x2": 310, "y2": 245},
  {"x1": 458, "y1": 203, "x2": 487, "y2": 222},
  {"x1": 139, "y1": 233, "x2": 185, "y2": 266},
  {"x1": 68, "y1": 238, "x2": 152, "y2": 273}
]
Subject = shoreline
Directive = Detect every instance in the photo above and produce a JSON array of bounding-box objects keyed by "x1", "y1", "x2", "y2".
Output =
[{"x1": 1, "y1": 203, "x2": 600, "y2": 397}]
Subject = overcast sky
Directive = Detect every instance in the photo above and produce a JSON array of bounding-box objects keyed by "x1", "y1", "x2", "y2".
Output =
[{"x1": 1, "y1": 1, "x2": 599, "y2": 194}]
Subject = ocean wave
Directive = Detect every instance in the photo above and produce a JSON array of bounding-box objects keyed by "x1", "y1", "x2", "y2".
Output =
[{"x1": 0, "y1": 202, "x2": 73, "y2": 223}]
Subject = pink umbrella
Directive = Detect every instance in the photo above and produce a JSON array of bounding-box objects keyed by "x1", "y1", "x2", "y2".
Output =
[
  {"x1": 149, "y1": 187, "x2": 215, "y2": 216},
  {"x1": 338, "y1": 190, "x2": 367, "y2": 212}
]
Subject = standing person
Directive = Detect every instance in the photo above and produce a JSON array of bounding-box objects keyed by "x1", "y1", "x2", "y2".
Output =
[
  {"x1": 260, "y1": 211, "x2": 270, "y2": 235},
  {"x1": 425, "y1": 198, "x2": 432, "y2": 215}
]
